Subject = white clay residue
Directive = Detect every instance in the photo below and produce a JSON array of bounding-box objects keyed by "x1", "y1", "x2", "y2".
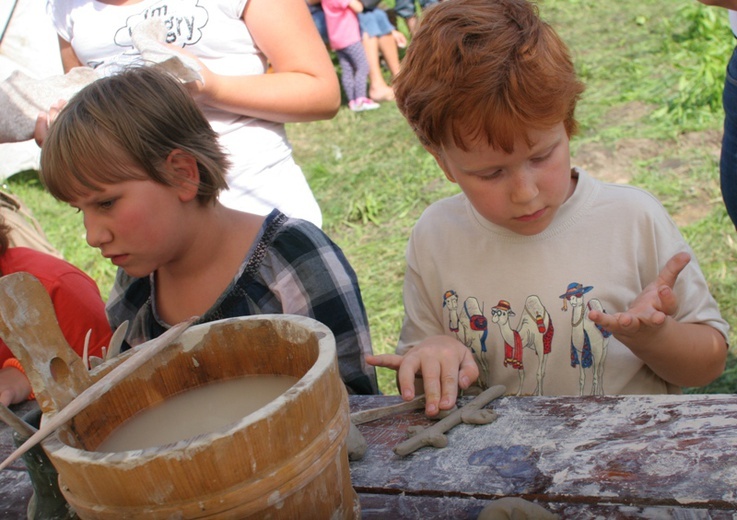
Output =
[
  {"x1": 179, "y1": 325, "x2": 209, "y2": 352},
  {"x1": 674, "y1": 496, "x2": 711, "y2": 505},
  {"x1": 552, "y1": 467, "x2": 569, "y2": 485},
  {"x1": 268, "y1": 490, "x2": 283, "y2": 507},
  {"x1": 96, "y1": 374, "x2": 298, "y2": 452}
]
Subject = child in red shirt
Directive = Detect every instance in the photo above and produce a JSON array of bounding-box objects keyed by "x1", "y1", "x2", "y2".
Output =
[{"x1": 0, "y1": 215, "x2": 112, "y2": 405}]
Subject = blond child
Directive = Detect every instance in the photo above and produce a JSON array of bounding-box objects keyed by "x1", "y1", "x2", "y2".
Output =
[
  {"x1": 40, "y1": 66, "x2": 378, "y2": 395},
  {"x1": 367, "y1": 0, "x2": 729, "y2": 415}
]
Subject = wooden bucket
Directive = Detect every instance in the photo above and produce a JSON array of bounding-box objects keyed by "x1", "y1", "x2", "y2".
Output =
[{"x1": 0, "y1": 273, "x2": 358, "y2": 519}]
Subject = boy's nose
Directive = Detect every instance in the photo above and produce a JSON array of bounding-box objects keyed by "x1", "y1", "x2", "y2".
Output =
[
  {"x1": 84, "y1": 215, "x2": 112, "y2": 248},
  {"x1": 509, "y1": 171, "x2": 539, "y2": 204}
]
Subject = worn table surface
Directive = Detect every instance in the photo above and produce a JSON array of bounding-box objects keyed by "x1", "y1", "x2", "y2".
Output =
[
  {"x1": 2, "y1": 394, "x2": 737, "y2": 519},
  {"x1": 350, "y1": 393, "x2": 737, "y2": 519},
  {"x1": 1, "y1": 400, "x2": 36, "y2": 519}
]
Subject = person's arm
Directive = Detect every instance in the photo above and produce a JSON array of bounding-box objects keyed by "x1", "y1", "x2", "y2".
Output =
[
  {"x1": 58, "y1": 36, "x2": 83, "y2": 71},
  {"x1": 588, "y1": 252, "x2": 728, "y2": 388},
  {"x1": 54, "y1": 0, "x2": 340, "y2": 124},
  {"x1": 392, "y1": 30, "x2": 407, "y2": 49},
  {"x1": 34, "y1": 37, "x2": 78, "y2": 146},
  {"x1": 0, "y1": 362, "x2": 32, "y2": 406},
  {"x1": 183, "y1": 0, "x2": 340, "y2": 123},
  {"x1": 697, "y1": 0, "x2": 737, "y2": 9},
  {"x1": 348, "y1": 0, "x2": 364, "y2": 14}
]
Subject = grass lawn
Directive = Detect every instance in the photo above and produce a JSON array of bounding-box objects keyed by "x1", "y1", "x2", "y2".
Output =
[{"x1": 4, "y1": 0, "x2": 737, "y2": 395}]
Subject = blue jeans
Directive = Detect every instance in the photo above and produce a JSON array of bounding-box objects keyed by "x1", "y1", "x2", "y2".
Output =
[
  {"x1": 721, "y1": 46, "x2": 737, "y2": 229},
  {"x1": 358, "y1": 8, "x2": 395, "y2": 38},
  {"x1": 394, "y1": 0, "x2": 438, "y2": 19},
  {"x1": 309, "y1": 5, "x2": 328, "y2": 44}
]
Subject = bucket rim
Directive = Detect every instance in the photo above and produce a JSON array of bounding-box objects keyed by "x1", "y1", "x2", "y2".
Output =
[{"x1": 43, "y1": 314, "x2": 339, "y2": 463}]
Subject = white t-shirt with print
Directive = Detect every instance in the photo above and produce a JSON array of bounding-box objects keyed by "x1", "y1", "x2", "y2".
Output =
[
  {"x1": 398, "y1": 168, "x2": 729, "y2": 396},
  {"x1": 48, "y1": 0, "x2": 322, "y2": 226}
]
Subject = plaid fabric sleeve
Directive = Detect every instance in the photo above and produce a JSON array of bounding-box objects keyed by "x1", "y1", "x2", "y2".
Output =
[{"x1": 265, "y1": 218, "x2": 379, "y2": 395}]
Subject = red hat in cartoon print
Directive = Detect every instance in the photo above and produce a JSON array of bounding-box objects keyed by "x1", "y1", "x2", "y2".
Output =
[
  {"x1": 492, "y1": 300, "x2": 512, "y2": 311},
  {"x1": 559, "y1": 283, "x2": 593, "y2": 311},
  {"x1": 491, "y1": 300, "x2": 515, "y2": 318}
]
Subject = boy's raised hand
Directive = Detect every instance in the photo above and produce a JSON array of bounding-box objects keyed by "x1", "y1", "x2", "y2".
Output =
[
  {"x1": 366, "y1": 335, "x2": 479, "y2": 417},
  {"x1": 587, "y1": 252, "x2": 690, "y2": 340}
]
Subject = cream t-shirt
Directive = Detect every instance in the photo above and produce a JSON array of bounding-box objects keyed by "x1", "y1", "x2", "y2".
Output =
[{"x1": 398, "y1": 169, "x2": 728, "y2": 396}]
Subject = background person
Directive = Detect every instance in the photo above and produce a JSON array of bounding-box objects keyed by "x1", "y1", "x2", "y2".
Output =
[
  {"x1": 358, "y1": 6, "x2": 405, "y2": 102},
  {"x1": 393, "y1": 0, "x2": 438, "y2": 35},
  {"x1": 0, "y1": 213, "x2": 111, "y2": 406},
  {"x1": 696, "y1": 0, "x2": 737, "y2": 230},
  {"x1": 322, "y1": 0, "x2": 381, "y2": 111},
  {"x1": 44, "y1": 0, "x2": 340, "y2": 228}
]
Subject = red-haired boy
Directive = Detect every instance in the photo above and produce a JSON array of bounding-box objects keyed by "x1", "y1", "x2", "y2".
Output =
[{"x1": 368, "y1": 0, "x2": 729, "y2": 415}]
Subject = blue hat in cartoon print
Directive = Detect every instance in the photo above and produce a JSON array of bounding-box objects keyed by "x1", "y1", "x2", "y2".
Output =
[{"x1": 559, "y1": 282, "x2": 593, "y2": 300}]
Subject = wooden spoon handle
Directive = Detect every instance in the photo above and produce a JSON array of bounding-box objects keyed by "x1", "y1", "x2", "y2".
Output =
[{"x1": 0, "y1": 273, "x2": 92, "y2": 414}]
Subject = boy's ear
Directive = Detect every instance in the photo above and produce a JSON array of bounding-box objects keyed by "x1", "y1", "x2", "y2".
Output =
[
  {"x1": 165, "y1": 149, "x2": 200, "y2": 202},
  {"x1": 424, "y1": 145, "x2": 457, "y2": 184}
]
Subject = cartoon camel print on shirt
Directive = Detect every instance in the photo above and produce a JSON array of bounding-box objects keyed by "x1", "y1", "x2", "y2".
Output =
[
  {"x1": 458, "y1": 296, "x2": 490, "y2": 387},
  {"x1": 560, "y1": 283, "x2": 611, "y2": 396},
  {"x1": 490, "y1": 300, "x2": 525, "y2": 395},
  {"x1": 517, "y1": 295, "x2": 554, "y2": 395},
  {"x1": 490, "y1": 297, "x2": 553, "y2": 396},
  {"x1": 443, "y1": 290, "x2": 461, "y2": 340}
]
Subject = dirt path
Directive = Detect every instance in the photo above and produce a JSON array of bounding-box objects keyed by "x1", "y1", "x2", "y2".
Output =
[{"x1": 573, "y1": 128, "x2": 723, "y2": 227}]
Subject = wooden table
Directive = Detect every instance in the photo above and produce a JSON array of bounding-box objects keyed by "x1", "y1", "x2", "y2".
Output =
[
  {"x1": 2, "y1": 394, "x2": 737, "y2": 519},
  {"x1": 0, "y1": 400, "x2": 36, "y2": 519},
  {"x1": 351, "y1": 393, "x2": 737, "y2": 519}
]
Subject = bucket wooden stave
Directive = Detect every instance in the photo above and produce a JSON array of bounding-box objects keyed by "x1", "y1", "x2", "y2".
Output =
[{"x1": 39, "y1": 315, "x2": 358, "y2": 519}]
